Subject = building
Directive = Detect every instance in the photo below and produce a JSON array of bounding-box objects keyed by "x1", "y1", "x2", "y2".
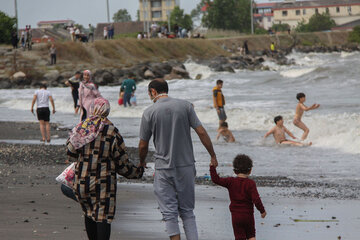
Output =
[
  {"x1": 273, "y1": 0, "x2": 360, "y2": 28},
  {"x1": 254, "y1": 3, "x2": 276, "y2": 30},
  {"x1": 37, "y1": 20, "x2": 75, "y2": 29},
  {"x1": 139, "y1": 0, "x2": 180, "y2": 22}
]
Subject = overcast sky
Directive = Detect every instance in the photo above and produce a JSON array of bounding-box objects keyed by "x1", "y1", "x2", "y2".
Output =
[{"x1": 0, "y1": 0, "x2": 273, "y2": 28}]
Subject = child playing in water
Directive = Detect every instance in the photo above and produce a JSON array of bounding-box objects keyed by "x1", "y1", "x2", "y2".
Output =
[
  {"x1": 216, "y1": 121, "x2": 235, "y2": 143},
  {"x1": 293, "y1": 93, "x2": 320, "y2": 141},
  {"x1": 210, "y1": 154, "x2": 266, "y2": 240},
  {"x1": 264, "y1": 116, "x2": 311, "y2": 146}
]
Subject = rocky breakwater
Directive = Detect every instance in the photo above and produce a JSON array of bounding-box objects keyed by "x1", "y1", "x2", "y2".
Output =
[{"x1": 0, "y1": 48, "x2": 191, "y2": 89}]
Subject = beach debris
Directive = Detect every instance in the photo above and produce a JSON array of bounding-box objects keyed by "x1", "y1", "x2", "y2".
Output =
[
  {"x1": 326, "y1": 225, "x2": 330, "y2": 228},
  {"x1": 290, "y1": 218, "x2": 339, "y2": 223},
  {"x1": 274, "y1": 223, "x2": 281, "y2": 227},
  {"x1": 29, "y1": 200, "x2": 35, "y2": 203},
  {"x1": 42, "y1": 211, "x2": 48, "y2": 215},
  {"x1": 332, "y1": 216, "x2": 336, "y2": 219},
  {"x1": 24, "y1": 219, "x2": 29, "y2": 223}
]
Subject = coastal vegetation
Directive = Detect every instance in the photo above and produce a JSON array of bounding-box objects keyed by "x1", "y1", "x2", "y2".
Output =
[
  {"x1": 0, "y1": 11, "x2": 16, "y2": 44},
  {"x1": 348, "y1": 26, "x2": 360, "y2": 43},
  {"x1": 295, "y1": 13, "x2": 336, "y2": 32}
]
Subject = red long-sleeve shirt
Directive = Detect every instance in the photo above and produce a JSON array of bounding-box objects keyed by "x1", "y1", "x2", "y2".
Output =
[{"x1": 210, "y1": 166, "x2": 265, "y2": 215}]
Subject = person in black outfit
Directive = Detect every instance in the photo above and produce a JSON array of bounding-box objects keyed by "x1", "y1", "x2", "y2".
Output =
[
  {"x1": 65, "y1": 71, "x2": 81, "y2": 114},
  {"x1": 11, "y1": 32, "x2": 18, "y2": 49},
  {"x1": 243, "y1": 40, "x2": 249, "y2": 55}
]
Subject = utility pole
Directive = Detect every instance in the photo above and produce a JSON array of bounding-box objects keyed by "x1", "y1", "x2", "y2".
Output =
[
  {"x1": 251, "y1": 0, "x2": 254, "y2": 34},
  {"x1": 167, "y1": 0, "x2": 171, "y2": 32},
  {"x1": 142, "y1": 0, "x2": 146, "y2": 32},
  {"x1": 106, "y1": 0, "x2": 110, "y2": 22},
  {"x1": 14, "y1": 0, "x2": 18, "y2": 34}
]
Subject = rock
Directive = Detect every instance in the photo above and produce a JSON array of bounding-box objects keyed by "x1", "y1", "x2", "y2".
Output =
[
  {"x1": 0, "y1": 77, "x2": 11, "y2": 89},
  {"x1": 60, "y1": 71, "x2": 74, "y2": 79},
  {"x1": 111, "y1": 69, "x2": 125, "y2": 78},
  {"x1": 171, "y1": 67, "x2": 190, "y2": 79},
  {"x1": 144, "y1": 70, "x2": 155, "y2": 79},
  {"x1": 164, "y1": 73, "x2": 182, "y2": 81},
  {"x1": 44, "y1": 70, "x2": 60, "y2": 82},
  {"x1": 13, "y1": 71, "x2": 26, "y2": 79},
  {"x1": 96, "y1": 71, "x2": 114, "y2": 86},
  {"x1": 222, "y1": 64, "x2": 235, "y2": 73},
  {"x1": 195, "y1": 74, "x2": 202, "y2": 80}
]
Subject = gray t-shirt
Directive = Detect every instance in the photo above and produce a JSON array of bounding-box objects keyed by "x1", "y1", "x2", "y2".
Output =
[{"x1": 140, "y1": 97, "x2": 202, "y2": 169}]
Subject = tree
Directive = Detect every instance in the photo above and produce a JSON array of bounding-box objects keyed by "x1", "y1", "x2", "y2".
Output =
[
  {"x1": 203, "y1": 0, "x2": 251, "y2": 33},
  {"x1": 0, "y1": 11, "x2": 16, "y2": 44},
  {"x1": 272, "y1": 23, "x2": 290, "y2": 32},
  {"x1": 170, "y1": 6, "x2": 193, "y2": 30},
  {"x1": 190, "y1": 0, "x2": 210, "y2": 22},
  {"x1": 113, "y1": 9, "x2": 132, "y2": 23},
  {"x1": 348, "y1": 26, "x2": 360, "y2": 43},
  {"x1": 295, "y1": 13, "x2": 336, "y2": 32}
]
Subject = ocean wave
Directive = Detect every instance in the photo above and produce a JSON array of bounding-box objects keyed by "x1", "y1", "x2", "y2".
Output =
[{"x1": 280, "y1": 67, "x2": 317, "y2": 78}]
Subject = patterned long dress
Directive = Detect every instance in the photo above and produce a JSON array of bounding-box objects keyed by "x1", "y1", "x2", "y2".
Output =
[{"x1": 67, "y1": 124, "x2": 143, "y2": 223}]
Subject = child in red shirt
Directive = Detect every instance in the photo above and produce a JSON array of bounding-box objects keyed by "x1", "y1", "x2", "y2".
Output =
[{"x1": 210, "y1": 154, "x2": 266, "y2": 240}]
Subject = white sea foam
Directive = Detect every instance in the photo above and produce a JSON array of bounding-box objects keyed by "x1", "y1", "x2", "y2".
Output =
[
  {"x1": 184, "y1": 60, "x2": 214, "y2": 80},
  {"x1": 280, "y1": 67, "x2": 317, "y2": 78}
]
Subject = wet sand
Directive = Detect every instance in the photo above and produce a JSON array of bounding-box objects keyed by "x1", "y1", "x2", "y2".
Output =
[{"x1": 0, "y1": 121, "x2": 359, "y2": 239}]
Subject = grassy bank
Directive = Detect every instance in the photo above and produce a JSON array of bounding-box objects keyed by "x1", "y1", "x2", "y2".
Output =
[{"x1": 37, "y1": 39, "x2": 229, "y2": 67}]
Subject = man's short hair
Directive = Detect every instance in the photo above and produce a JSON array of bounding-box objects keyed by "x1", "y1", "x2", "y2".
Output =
[
  {"x1": 233, "y1": 154, "x2": 253, "y2": 174},
  {"x1": 216, "y1": 79, "x2": 223, "y2": 85},
  {"x1": 221, "y1": 122, "x2": 228, "y2": 128},
  {"x1": 128, "y1": 72, "x2": 136, "y2": 78},
  {"x1": 148, "y1": 79, "x2": 169, "y2": 94},
  {"x1": 40, "y1": 83, "x2": 47, "y2": 89},
  {"x1": 296, "y1": 92, "x2": 305, "y2": 100},
  {"x1": 274, "y1": 115, "x2": 283, "y2": 124},
  {"x1": 75, "y1": 71, "x2": 81, "y2": 75}
]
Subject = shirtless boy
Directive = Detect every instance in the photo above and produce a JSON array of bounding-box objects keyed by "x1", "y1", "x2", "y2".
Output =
[
  {"x1": 216, "y1": 122, "x2": 235, "y2": 143},
  {"x1": 264, "y1": 116, "x2": 311, "y2": 146},
  {"x1": 293, "y1": 93, "x2": 320, "y2": 141}
]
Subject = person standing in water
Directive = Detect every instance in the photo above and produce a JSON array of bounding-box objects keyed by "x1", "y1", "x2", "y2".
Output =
[
  {"x1": 120, "y1": 74, "x2": 136, "y2": 107},
  {"x1": 65, "y1": 71, "x2": 81, "y2": 114},
  {"x1": 293, "y1": 93, "x2": 320, "y2": 141},
  {"x1": 213, "y1": 79, "x2": 227, "y2": 130},
  {"x1": 79, "y1": 70, "x2": 102, "y2": 121},
  {"x1": 30, "y1": 83, "x2": 56, "y2": 143},
  {"x1": 139, "y1": 79, "x2": 218, "y2": 240}
]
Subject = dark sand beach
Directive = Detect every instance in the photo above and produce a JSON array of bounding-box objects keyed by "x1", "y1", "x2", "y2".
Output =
[{"x1": 0, "y1": 121, "x2": 359, "y2": 240}]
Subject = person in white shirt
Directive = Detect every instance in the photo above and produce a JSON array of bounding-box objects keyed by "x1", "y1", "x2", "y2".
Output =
[
  {"x1": 69, "y1": 26, "x2": 75, "y2": 42},
  {"x1": 31, "y1": 83, "x2": 56, "y2": 143}
]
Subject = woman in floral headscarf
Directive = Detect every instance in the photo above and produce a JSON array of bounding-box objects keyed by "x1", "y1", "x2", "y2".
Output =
[
  {"x1": 66, "y1": 97, "x2": 143, "y2": 240},
  {"x1": 78, "y1": 70, "x2": 102, "y2": 121}
]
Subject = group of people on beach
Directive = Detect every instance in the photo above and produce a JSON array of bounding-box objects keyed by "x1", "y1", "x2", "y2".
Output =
[
  {"x1": 30, "y1": 72, "x2": 320, "y2": 240},
  {"x1": 213, "y1": 80, "x2": 320, "y2": 146}
]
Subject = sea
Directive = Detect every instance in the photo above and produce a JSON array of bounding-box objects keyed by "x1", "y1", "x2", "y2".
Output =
[{"x1": 1, "y1": 51, "x2": 359, "y2": 185}]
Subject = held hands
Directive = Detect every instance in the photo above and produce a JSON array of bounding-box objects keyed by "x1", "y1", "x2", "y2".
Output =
[
  {"x1": 261, "y1": 211, "x2": 267, "y2": 218},
  {"x1": 210, "y1": 155, "x2": 218, "y2": 168}
]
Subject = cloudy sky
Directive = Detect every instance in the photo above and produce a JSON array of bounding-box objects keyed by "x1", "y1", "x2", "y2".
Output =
[{"x1": 0, "y1": 0, "x2": 273, "y2": 28}]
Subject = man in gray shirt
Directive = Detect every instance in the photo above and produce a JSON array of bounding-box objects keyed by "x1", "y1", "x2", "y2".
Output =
[{"x1": 139, "y1": 79, "x2": 218, "y2": 240}]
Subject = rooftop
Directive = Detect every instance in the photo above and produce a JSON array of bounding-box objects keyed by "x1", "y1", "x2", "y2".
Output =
[{"x1": 274, "y1": 0, "x2": 360, "y2": 9}]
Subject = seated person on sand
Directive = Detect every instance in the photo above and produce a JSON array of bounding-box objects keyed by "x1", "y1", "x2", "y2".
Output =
[
  {"x1": 264, "y1": 115, "x2": 312, "y2": 146},
  {"x1": 216, "y1": 121, "x2": 235, "y2": 143}
]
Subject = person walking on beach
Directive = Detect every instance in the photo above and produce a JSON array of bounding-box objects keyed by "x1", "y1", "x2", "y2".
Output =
[
  {"x1": 210, "y1": 154, "x2": 266, "y2": 240},
  {"x1": 293, "y1": 93, "x2": 320, "y2": 141},
  {"x1": 65, "y1": 71, "x2": 81, "y2": 114},
  {"x1": 120, "y1": 74, "x2": 136, "y2": 107},
  {"x1": 49, "y1": 44, "x2": 56, "y2": 65},
  {"x1": 79, "y1": 70, "x2": 102, "y2": 121},
  {"x1": 139, "y1": 79, "x2": 218, "y2": 240},
  {"x1": 264, "y1": 115, "x2": 311, "y2": 146},
  {"x1": 66, "y1": 97, "x2": 144, "y2": 240},
  {"x1": 30, "y1": 83, "x2": 56, "y2": 143},
  {"x1": 213, "y1": 79, "x2": 227, "y2": 130},
  {"x1": 243, "y1": 40, "x2": 249, "y2": 55}
]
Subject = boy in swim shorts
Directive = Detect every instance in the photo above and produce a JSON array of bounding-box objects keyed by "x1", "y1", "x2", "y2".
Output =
[
  {"x1": 293, "y1": 93, "x2": 320, "y2": 141},
  {"x1": 264, "y1": 116, "x2": 311, "y2": 146}
]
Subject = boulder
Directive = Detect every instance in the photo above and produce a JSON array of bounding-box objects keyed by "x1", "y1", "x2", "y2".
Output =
[
  {"x1": 171, "y1": 67, "x2": 190, "y2": 79},
  {"x1": 195, "y1": 74, "x2": 202, "y2": 80},
  {"x1": 13, "y1": 71, "x2": 26, "y2": 79},
  {"x1": 144, "y1": 69, "x2": 155, "y2": 79},
  {"x1": 44, "y1": 70, "x2": 60, "y2": 82},
  {"x1": 0, "y1": 77, "x2": 11, "y2": 89},
  {"x1": 111, "y1": 69, "x2": 125, "y2": 78},
  {"x1": 164, "y1": 73, "x2": 183, "y2": 81},
  {"x1": 222, "y1": 64, "x2": 235, "y2": 73},
  {"x1": 95, "y1": 71, "x2": 114, "y2": 86}
]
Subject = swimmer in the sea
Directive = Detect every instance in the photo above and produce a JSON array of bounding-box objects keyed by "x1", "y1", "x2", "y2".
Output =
[
  {"x1": 293, "y1": 93, "x2": 320, "y2": 141},
  {"x1": 264, "y1": 115, "x2": 312, "y2": 146},
  {"x1": 216, "y1": 121, "x2": 235, "y2": 143}
]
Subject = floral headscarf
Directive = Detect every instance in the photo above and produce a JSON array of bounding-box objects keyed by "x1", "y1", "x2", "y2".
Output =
[{"x1": 69, "y1": 97, "x2": 112, "y2": 149}]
